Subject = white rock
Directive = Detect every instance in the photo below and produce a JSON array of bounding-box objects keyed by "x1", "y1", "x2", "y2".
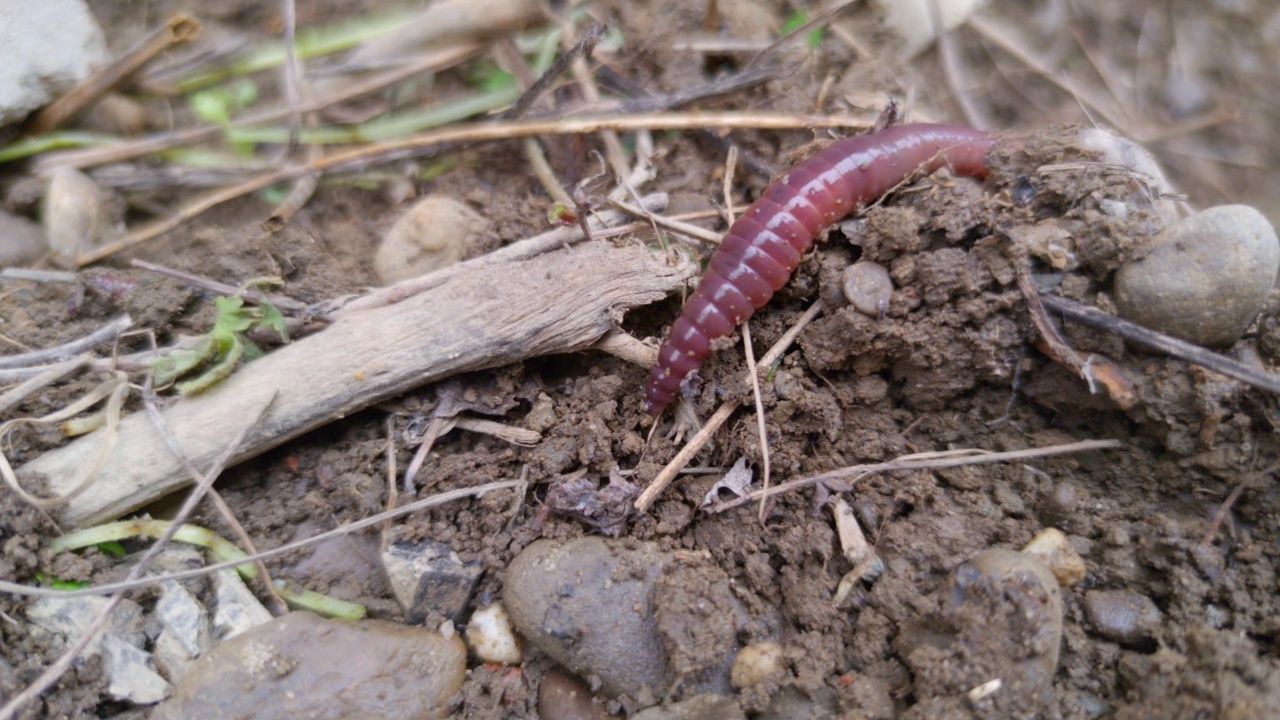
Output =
[
  {"x1": 465, "y1": 603, "x2": 522, "y2": 665},
  {"x1": 102, "y1": 634, "x2": 170, "y2": 704},
  {"x1": 874, "y1": 0, "x2": 989, "y2": 58},
  {"x1": 730, "y1": 641, "x2": 785, "y2": 689},
  {"x1": 0, "y1": 0, "x2": 109, "y2": 125},
  {"x1": 156, "y1": 580, "x2": 211, "y2": 658},
  {"x1": 211, "y1": 569, "x2": 272, "y2": 640}
]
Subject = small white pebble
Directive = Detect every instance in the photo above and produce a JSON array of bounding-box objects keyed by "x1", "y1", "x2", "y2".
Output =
[{"x1": 466, "y1": 604, "x2": 522, "y2": 665}]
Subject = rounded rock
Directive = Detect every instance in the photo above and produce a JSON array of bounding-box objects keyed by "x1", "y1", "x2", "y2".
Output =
[
  {"x1": 375, "y1": 195, "x2": 488, "y2": 284},
  {"x1": 842, "y1": 261, "x2": 894, "y2": 318},
  {"x1": 730, "y1": 641, "x2": 785, "y2": 689},
  {"x1": 150, "y1": 611, "x2": 466, "y2": 720},
  {"x1": 537, "y1": 667, "x2": 617, "y2": 720},
  {"x1": 504, "y1": 538, "x2": 672, "y2": 698},
  {"x1": 1114, "y1": 205, "x2": 1279, "y2": 347},
  {"x1": 1084, "y1": 589, "x2": 1161, "y2": 646}
]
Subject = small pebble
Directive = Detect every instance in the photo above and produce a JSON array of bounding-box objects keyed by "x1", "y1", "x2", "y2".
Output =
[
  {"x1": 466, "y1": 603, "x2": 522, "y2": 665},
  {"x1": 1084, "y1": 589, "x2": 1162, "y2": 646},
  {"x1": 730, "y1": 641, "x2": 785, "y2": 689},
  {"x1": 842, "y1": 262, "x2": 893, "y2": 318},
  {"x1": 42, "y1": 167, "x2": 123, "y2": 268},
  {"x1": 1021, "y1": 528, "x2": 1088, "y2": 587},
  {"x1": 1114, "y1": 205, "x2": 1280, "y2": 347},
  {"x1": 375, "y1": 195, "x2": 488, "y2": 284},
  {"x1": 537, "y1": 667, "x2": 618, "y2": 720},
  {"x1": 150, "y1": 611, "x2": 466, "y2": 720},
  {"x1": 504, "y1": 538, "x2": 672, "y2": 697},
  {"x1": 0, "y1": 209, "x2": 46, "y2": 266}
]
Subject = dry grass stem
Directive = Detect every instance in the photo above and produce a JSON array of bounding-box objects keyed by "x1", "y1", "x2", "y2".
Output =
[
  {"x1": 76, "y1": 112, "x2": 872, "y2": 265},
  {"x1": 36, "y1": 43, "x2": 485, "y2": 175},
  {"x1": 607, "y1": 198, "x2": 722, "y2": 245},
  {"x1": 0, "y1": 316, "x2": 133, "y2": 370},
  {"x1": 705, "y1": 439, "x2": 1124, "y2": 513}
]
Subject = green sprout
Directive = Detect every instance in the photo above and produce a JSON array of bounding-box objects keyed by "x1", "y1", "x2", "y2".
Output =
[
  {"x1": 152, "y1": 291, "x2": 289, "y2": 395},
  {"x1": 781, "y1": 12, "x2": 825, "y2": 50},
  {"x1": 51, "y1": 519, "x2": 366, "y2": 621}
]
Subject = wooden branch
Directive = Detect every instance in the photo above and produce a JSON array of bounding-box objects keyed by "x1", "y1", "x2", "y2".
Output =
[{"x1": 19, "y1": 242, "x2": 693, "y2": 528}]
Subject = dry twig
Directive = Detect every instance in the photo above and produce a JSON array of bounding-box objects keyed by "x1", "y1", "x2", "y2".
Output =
[
  {"x1": 636, "y1": 300, "x2": 825, "y2": 512},
  {"x1": 705, "y1": 439, "x2": 1123, "y2": 513}
]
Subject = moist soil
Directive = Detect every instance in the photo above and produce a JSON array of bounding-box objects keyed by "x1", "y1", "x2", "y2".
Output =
[{"x1": 3, "y1": 0, "x2": 1280, "y2": 718}]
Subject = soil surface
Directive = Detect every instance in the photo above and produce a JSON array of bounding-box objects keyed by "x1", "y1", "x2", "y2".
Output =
[{"x1": 3, "y1": 0, "x2": 1280, "y2": 718}]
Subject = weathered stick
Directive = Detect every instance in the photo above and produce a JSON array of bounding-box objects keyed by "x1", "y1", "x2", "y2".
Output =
[{"x1": 19, "y1": 242, "x2": 693, "y2": 528}]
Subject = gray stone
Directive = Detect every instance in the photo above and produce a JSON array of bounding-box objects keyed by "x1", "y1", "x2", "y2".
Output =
[
  {"x1": 505, "y1": 538, "x2": 672, "y2": 698},
  {"x1": 0, "y1": 0, "x2": 109, "y2": 125},
  {"x1": 0, "y1": 209, "x2": 46, "y2": 267},
  {"x1": 1114, "y1": 205, "x2": 1280, "y2": 347},
  {"x1": 1084, "y1": 589, "x2": 1162, "y2": 646},
  {"x1": 842, "y1": 262, "x2": 893, "y2": 318},
  {"x1": 25, "y1": 595, "x2": 145, "y2": 654},
  {"x1": 151, "y1": 612, "x2": 466, "y2": 720},
  {"x1": 382, "y1": 539, "x2": 482, "y2": 624}
]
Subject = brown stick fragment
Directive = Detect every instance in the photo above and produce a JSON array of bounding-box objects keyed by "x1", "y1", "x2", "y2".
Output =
[
  {"x1": 1016, "y1": 269, "x2": 1136, "y2": 408},
  {"x1": 27, "y1": 15, "x2": 201, "y2": 134},
  {"x1": 1038, "y1": 293, "x2": 1280, "y2": 396},
  {"x1": 21, "y1": 242, "x2": 694, "y2": 528}
]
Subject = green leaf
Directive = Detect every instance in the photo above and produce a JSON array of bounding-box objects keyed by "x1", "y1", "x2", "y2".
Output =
[
  {"x1": 781, "y1": 12, "x2": 824, "y2": 50},
  {"x1": 95, "y1": 541, "x2": 127, "y2": 558}
]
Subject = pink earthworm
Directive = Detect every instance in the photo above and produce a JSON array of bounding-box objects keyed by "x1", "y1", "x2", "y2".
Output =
[{"x1": 643, "y1": 123, "x2": 996, "y2": 415}]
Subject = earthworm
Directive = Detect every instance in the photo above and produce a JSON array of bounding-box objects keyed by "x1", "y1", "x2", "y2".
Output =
[{"x1": 643, "y1": 123, "x2": 996, "y2": 415}]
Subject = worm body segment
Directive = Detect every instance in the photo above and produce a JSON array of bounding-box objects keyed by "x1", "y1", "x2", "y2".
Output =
[{"x1": 643, "y1": 123, "x2": 996, "y2": 415}]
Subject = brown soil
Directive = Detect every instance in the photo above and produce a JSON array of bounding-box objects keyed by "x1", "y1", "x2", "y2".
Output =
[{"x1": 3, "y1": 0, "x2": 1280, "y2": 718}]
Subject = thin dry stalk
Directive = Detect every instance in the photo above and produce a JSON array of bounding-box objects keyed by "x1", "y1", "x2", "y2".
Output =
[
  {"x1": 740, "y1": 323, "x2": 771, "y2": 523},
  {"x1": 76, "y1": 111, "x2": 872, "y2": 266},
  {"x1": 606, "y1": 198, "x2": 722, "y2": 245},
  {"x1": 1016, "y1": 266, "x2": 1137, "y2": 408},
  {"x1": 0, "y1": 316, "x2": 133, "y2": 370},
  {"x1": 0, "y1": 358, "x2": 90, "y2": 415},
  {"x1": 27, "y1": 15, "x2": 201, "y2": 133},
  {"x1": 706, "y1": 439, "x2": 1124, "y2": 513},
  {"x1": 635, "y1": 300, "x2": 825, "y2": 512},
  {"x1": 37, "y1": 43, "x2": 484, "y2": 175}
]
